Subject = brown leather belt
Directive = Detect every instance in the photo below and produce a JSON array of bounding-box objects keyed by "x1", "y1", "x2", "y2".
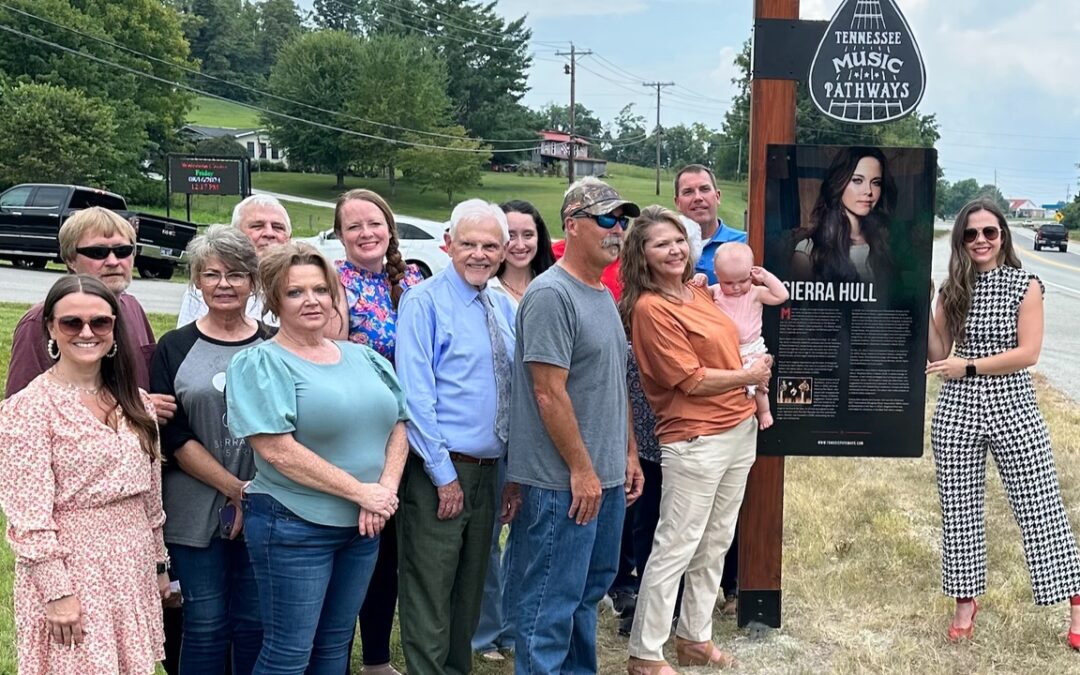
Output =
[{"x1": 449, "y1": 452, "x2": 498, "y2": 466}]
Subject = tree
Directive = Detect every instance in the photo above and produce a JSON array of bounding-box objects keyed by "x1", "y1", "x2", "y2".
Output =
[
  {"x1": 357, "y1": 0, "x2": 533, "y2": 142},
  {"x1": 941, "y1": 178, "x2": 979, "y2": 217},
  {"x1": 192, "y1": 134, "x2": 249, "y2": 157},
  {"x1": 179, "y1": 0, "x2": 263, "y2": 99},
  {"x1": 257, "y1": 0, "x2": 305, "y2": 74},
  {"x1": 976, "y1": 184, "x2": 1009, "y2": 213},
  {"x1": 537, "y1": 103, "x2": 604, "y2": 142},
  {"x1": 0, "y1": 0, "x2": 195, "y2": 171},
  {"x1": 264, "y1": 31, "x2": 366, "y2": 188},
  {"x1": 397, "y1": 127, "x2": 490, "y2": 205},
  {"x1": 314, "y1": 0, "x2": 361, "y2": 32},
  {"x1": 1058, "y1": 197, "x2": 1080, "y2": 231},
  {"x1": 607, "y1": 103, "x2": 650, "y2": 166},
  {"x1": 0, "y1": 83, "x2": 133, "y2": 189},
  {"x1": 347, "y1": 34, "x2": 452, "y2": 191}
]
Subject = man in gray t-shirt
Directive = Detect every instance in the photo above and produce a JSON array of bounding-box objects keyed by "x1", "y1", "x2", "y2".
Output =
[{"x1": 506, "y1": 177, "x2": 644, "y2": 674}]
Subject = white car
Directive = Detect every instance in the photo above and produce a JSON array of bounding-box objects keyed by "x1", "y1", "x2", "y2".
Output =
[{"x1": 298, "y1": 214, "x2": 450, "y2": 278}]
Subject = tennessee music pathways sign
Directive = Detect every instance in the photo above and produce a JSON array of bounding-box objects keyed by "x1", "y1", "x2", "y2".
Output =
[{"x1": 808, "y1": 0, "x2": 925, "y2": 124}]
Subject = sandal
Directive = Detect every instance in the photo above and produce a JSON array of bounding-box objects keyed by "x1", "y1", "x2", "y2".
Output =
[
  {"x1": 674, "y1": 637, "x2": 736, "y2": 668},
  {"x1": 627, "y1": 656, "x2": 680, "y2": 675}
]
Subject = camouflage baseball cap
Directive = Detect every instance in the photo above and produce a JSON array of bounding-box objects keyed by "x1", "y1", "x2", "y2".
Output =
[{"x1": 561, "y1": 180, "x2": 641, "y2": 220}]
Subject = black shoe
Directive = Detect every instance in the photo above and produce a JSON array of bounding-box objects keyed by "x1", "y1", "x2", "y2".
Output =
[
  {"x1": 611, "y1": 590, "x2": 637, "y2": 616},
  {"x1": 618, "y1": 610, "x2": 635, "y2": 636}
]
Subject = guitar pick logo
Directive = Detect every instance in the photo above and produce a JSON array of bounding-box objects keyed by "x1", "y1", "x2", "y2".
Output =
[{"x1": 808, "y1": 0, "x2": 926, "y2": 124}]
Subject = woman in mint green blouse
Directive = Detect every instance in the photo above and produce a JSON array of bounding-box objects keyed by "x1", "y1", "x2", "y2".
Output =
[{"x1": 225, "y1": 242, "x2": 409, "y2": 675}]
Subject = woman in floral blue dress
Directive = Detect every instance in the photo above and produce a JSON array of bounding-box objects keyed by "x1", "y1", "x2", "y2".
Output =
[{"x1": 328, "y1": 189, "x2": 423, "y2": 674}]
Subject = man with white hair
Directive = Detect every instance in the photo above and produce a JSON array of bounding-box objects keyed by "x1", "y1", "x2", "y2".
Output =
[
  {"x1": 175, "y1": 194, "x2": 292, "y2": 326},
  {"x1": 394, "y1": 199, "x2": 519, "y2": 675}
]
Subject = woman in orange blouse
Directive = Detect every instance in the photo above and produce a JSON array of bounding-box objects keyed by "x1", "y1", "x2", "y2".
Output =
[{"x1": 619, "y1": 207, "x2": 771, "y2": 675}]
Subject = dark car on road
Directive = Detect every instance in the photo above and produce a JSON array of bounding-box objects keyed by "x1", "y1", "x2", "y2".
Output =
[
  {"x1": 0, "y1": 183, "x2": 197, "y2": 279},
  {"x1": 1034, "y1": 223, "x2": 1068, "y2": 252}
]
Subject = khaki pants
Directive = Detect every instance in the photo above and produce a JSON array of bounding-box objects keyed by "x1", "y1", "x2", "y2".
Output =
[{"x1": 628, "y1": 416, "x2": 757, "y2": 661}]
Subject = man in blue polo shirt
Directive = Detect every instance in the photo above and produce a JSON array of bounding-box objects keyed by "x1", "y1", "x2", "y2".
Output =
[{"x1": 674, "y1": 163, "x2": 748, "y2": 284}]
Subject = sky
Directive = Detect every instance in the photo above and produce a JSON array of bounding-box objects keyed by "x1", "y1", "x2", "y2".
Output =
[{"x1": 297, "y1": 0, "x2": 1080, "y2": 206}]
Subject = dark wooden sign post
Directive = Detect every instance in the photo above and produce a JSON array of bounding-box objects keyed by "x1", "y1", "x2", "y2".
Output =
[
  {"x1": 738, "y1": 0, "x2": 927, "y2": 629},
  {"x1": 737, "y1": 0, "x2": 798, "y2": 631}
]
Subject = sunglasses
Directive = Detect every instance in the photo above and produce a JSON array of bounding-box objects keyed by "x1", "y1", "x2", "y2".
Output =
[
  {"x1": 75, "y1": 244, "x2": 135, "y2": 260},
  {"x1": 962, "y1": 226, "x2": 1001, "y2": 243},
  {"x1": 574, "y1": 211, "x2": 630, "y2": 229},
  {"x1": 54, "y1": 315, "x2": 115, "y2": 337}
]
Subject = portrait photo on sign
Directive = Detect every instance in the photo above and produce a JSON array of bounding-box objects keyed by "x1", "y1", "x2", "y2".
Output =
[{"x1": 760, "y1": 144, "x2": 936, "y2": 458}]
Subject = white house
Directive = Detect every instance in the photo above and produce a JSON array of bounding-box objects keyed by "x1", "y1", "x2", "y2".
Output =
[
  {"x1": 1007, "y1": 198, "x2": 1043, "y2": 219},
  {"x1": 181, "y1": 125, "x2": 288, "y2": 165}
]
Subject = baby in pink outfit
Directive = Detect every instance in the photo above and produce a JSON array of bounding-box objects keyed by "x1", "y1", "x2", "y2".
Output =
[{"x1": 696, "y1": 242, "x2": 789, "y2": 429}]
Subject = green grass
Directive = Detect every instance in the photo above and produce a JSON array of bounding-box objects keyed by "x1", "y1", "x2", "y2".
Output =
[
  {"x1": 250, "y1": 164, "x2": 748, "y2": 237},
  {"x1": 186, "y1": 96, "x2": 261, "y2": 129},
  {"x1": 135, "y1": 164, "x2": 747, "y2": 243},
  {"x1": 136, "y1": 193, "x2": 336, "y2": 238},
  {"x1": 2, "y1": 295, "x2": 1080, "y2": 672}
]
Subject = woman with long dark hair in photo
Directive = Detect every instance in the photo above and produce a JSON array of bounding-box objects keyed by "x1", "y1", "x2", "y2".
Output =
[
  {"x1": 791, "y1": 146, "x2": 897, "y2": 283},
  {"x1": 0, "y1": 275, "x2": 171, "y2": 674},
  {"x1": 927, "y1": 198, "x2": 1080, "y2": 647}
]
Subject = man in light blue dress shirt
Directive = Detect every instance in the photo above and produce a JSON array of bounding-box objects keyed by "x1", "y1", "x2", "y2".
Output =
[
  {"x1": 395, "y1": 199, "x2": 518, "y2": 675},
  {"x1": 674, "y1": 164, "x2": 748, "y2": 284}
]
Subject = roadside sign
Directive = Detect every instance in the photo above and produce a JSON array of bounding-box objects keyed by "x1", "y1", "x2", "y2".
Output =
[
  {"x1": 1056, "y1": 211, "x2": 1064, "y2": 222},
  {"x1": 808, "y1": 0, "x2": 926, "y2": 123},
  {"x1": 167, "y1": 155, "x2": 248, "y2": 196}
]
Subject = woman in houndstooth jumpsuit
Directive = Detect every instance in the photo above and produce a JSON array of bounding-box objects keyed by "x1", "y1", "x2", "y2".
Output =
[{"x1": 927, "y1": 198, "x2": 1080, "y2": 647}]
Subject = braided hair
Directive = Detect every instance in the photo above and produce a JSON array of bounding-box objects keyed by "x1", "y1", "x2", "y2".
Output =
[{"x1": 334, "y1": 188, "x2": 407, "y2": 309}]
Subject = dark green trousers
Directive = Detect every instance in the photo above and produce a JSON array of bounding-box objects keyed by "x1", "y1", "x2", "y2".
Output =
[{"x1": 397, "y1": 454, "x2": 498, "y2": 675}]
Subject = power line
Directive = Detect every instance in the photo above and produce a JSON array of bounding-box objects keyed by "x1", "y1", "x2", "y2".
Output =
[{"x1": 0, "y1": 22, "x2": 539, "y2": 154}]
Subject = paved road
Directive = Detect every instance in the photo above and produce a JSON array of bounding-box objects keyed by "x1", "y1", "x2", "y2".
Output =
[
  {"x1": 931, "y1": 227, "x2": 1080, "y2": 402},
  {"x1": 0, "y1": 265, "x2": 187, "y2": 315}
]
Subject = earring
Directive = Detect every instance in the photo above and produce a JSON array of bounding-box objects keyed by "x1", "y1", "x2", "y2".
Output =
[
  {"x1": 47, "y1": 339, "x2": 60, "y2": 360},
  {"x1": 106, "y1": 342, "x2": 118, "y2": 358}
]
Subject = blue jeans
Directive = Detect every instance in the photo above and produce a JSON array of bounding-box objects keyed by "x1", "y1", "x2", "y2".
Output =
[
  {"x1": 509, "y1": 485, "x2": 625, "y2": 674},
  {"x1": 243, "y1": 493, "x2": 379, "y2": 675},
  {"x1": 169, "y1": 538, "x2": 262, "y2": 675}
]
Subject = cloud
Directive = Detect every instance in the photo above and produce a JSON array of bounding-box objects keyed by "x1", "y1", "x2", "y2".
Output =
[
  {"x1": 497, "y1": 0, "x2": 646, "y2": 19},
  {"x1": 708, "y1": 46, "x2": 741, "y2": 98}
]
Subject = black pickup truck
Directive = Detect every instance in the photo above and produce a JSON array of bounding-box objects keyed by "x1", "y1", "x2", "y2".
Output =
[
  {"x1": 0, "y1": 183, "x2": 197, "y2": 280},
  {"x1": 1034, "y1": 223, "x2": 1068, "y2": 252}
]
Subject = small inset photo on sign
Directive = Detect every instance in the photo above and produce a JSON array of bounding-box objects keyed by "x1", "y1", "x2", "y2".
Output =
[{"x1": 777, "y1": 378, "x2": 813, "y2": 405}]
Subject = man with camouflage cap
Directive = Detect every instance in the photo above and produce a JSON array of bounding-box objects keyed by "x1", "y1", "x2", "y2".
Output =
[{"x1": 506, "y1": 176, "x2": 645, "y2": 673}]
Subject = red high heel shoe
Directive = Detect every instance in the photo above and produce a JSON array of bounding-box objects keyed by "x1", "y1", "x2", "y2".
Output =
[
  {"x1": 947, "y1": 599, "x2": 978, "y2": 642},
  {"x1": 1069, "y1": 596, "x2": 1080, "y2": 650}
]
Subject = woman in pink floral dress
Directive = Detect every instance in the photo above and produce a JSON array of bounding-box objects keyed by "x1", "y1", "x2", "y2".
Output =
[
  {"x1": 0, "y1": 275, "x2": 172, "y2": 675},
  {"x1": 325, "y1": 189, "x2": 423, "y2": 675}
]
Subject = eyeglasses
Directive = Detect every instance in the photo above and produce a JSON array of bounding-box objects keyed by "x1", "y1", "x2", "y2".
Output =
[
  {"x1": 573, "y1": 211, "x2": 630, "y2": 230},
  {"x1": 75, "y1": 244, "x2": 135, "y2": 260},
  {"x1": 963, "y1": 226, "x2": 1001, "y2": 243},
  {"x1": 55, "y1": 315, "x2": 115, "y2": 337},
  {"x1": 200, "y1": 271, "x2": 250, "y2": 286}
]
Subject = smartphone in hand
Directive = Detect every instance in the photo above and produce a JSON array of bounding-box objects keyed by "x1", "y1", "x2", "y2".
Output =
[{"x1": 219, "y1": 503, "x2": 238, "y2": 538}]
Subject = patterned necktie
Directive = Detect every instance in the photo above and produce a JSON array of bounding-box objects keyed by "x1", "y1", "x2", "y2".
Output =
[{"x1": 478, "y1": 289, "x2": 511, "y2": 444}]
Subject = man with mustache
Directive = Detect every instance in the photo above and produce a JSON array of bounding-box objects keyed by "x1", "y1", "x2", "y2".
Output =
[{"x1": 507, "y1": 177, "x2": 644, "y2": 673}]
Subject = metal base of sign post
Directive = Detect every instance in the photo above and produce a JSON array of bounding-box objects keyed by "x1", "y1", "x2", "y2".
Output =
[{"x1": 738, "y1": 589, "x2": 782, "y2": 631}]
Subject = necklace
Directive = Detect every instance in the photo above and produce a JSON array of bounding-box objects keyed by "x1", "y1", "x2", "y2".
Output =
[
  {"x1": 500, "y1": 273, "x2": 532, "y2": 297},
  {"x1": 48, "y1": 369, "x2": 101, "y2": 396}
]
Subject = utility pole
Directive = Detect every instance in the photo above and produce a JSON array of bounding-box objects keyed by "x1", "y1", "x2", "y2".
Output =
[
  {"x1": 643, "y1": 81, "x2": 674, "y2": 195},
  {"x1": 556, "y1": 44, "x2": 592, "y2": 186}
]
